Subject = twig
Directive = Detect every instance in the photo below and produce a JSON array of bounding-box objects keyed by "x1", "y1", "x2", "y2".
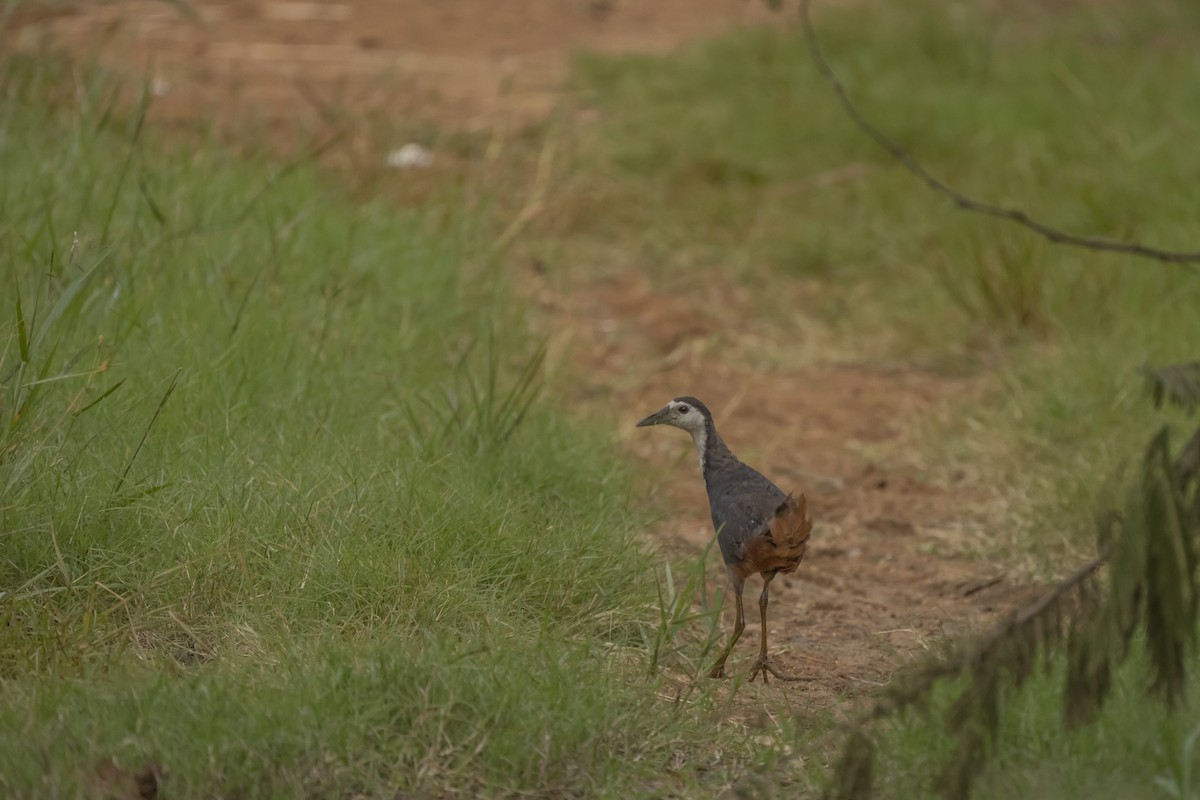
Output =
[
  {"x1": 799, "y1": 0, "x2": 1200, "y2": 265},
  {"x1": 962, "y1": 574, "x2": 1005, "y2": 597}
]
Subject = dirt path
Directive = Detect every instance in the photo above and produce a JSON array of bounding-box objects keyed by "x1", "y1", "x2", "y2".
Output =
[
  {"x1": 10, "y1": 0, "x2": 1031, "y2": 713},
  {"x1": 536, "y1": 271, "x2": 1031, "y2": 710}
]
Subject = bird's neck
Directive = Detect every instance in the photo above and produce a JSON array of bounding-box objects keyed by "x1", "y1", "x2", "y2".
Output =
[{"x1": 692, "y1": 420, "x2": 735, "y2": 477}]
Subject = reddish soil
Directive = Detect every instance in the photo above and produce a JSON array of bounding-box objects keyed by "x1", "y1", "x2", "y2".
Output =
[{"x1": 10, "y1": 0, "x2": 1033, "y2": 714}]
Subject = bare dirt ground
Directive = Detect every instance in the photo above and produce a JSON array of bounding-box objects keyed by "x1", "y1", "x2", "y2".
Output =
[
  {"x1": 9, "y1": 0, "x2": 782, "y2": 135},
  {"x1": 10, "y1": 0, "x2": 1033, "y2": 714}
]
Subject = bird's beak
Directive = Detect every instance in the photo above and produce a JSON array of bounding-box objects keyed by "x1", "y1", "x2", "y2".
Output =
[{"x1": 636, "y1": 406, "x2": 670, "y2": 428}]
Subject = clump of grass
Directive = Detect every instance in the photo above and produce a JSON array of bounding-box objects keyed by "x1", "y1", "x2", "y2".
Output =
[
  {"x1": 2, "y1": 635, "x2": 730, "y2": 798},
  {"x1": 642, "y1": 540, "x2": 724, "y2": 680}
]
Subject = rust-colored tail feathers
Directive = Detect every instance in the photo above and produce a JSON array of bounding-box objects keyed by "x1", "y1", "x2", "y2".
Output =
[{"x1": 765, "y1": 493, "x2": 812, "y2": 574}]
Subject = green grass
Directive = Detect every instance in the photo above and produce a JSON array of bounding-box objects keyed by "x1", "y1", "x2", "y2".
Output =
[
  {"x1": 0, "y1": 55, "x2": 769, "y2": 798},
  {"x1": 7, "y1": 0, "x2": 1200, "y2": 795}
]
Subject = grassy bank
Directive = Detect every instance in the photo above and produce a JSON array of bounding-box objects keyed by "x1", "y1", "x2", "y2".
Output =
[{"x1": 0, "y1": 56, "x2": 763, "y2": 797}]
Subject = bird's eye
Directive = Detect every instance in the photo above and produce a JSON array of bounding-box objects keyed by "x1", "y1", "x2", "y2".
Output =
[{"x1": 677, "y1": 405, "x2": 690, "y2": 414}]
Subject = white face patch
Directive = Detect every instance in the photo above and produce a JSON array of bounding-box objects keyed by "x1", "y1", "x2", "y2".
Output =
[
  {"x1": 667, "y1": 400, "x2": 708, "y2": 465},
  {"x1": 666, "y1": 400, "x2": 703, "y2": 432}
]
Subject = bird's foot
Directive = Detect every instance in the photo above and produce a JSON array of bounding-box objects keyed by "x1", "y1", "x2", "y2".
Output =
[
  {"x1": 747, "y1": 654, "x2": 798, "y2": 684},
  {"x1": 708, "y1": 660, "x2": 729, "y2": 679}
]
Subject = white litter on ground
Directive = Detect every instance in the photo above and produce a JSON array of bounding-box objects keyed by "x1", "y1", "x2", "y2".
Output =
[{"x1": 386, "y1": 143, "x2": 434, "y2": 169}]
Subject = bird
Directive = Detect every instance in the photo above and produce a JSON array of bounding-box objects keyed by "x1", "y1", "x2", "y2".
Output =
[{"x1": 637, "y1": 396, "x2": 812, "y2": 682}]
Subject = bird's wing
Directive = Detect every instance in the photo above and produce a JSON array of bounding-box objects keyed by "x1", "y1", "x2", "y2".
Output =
[
  {"x1": 709, "y1": 463, "x2": 788, "y2": 563},
  {"x1": 733, "y1": 493, "x2": 812, "y2": 577},
  {"x1": 766, "y1": 494, "x2": 812, "y2": 554}
]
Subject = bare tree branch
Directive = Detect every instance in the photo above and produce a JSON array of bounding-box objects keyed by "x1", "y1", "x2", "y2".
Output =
[
  {"x1": 804, "y1": 542, "x2": 1111, "y2": 758},
  {"x1": 799, "y1": 0, "x2": 1200, "y2": 265},
  {"x1": 809, "y1": 541, "x2": 1113, "y2": 800}
]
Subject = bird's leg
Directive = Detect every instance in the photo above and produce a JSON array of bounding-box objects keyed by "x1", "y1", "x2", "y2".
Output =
[
  {"x1": 748, "y1": 571, "x2": 799, "y2": 683},
  {"x1": 708, "y1": 572, "x2": 746, "y2": 679}
]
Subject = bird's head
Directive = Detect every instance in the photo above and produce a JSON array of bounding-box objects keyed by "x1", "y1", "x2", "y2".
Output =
[{"x1": 635, "y1": 396, "x2": 710, "y2": 435}]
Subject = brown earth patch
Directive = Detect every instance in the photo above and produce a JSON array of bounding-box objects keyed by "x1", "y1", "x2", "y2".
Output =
[
  {"x1": 9, "y1": 0, "x2": 1034, "y2": 718},
  {"x1": 8, "y1": 0, "x2": 783, "y2": 140}
]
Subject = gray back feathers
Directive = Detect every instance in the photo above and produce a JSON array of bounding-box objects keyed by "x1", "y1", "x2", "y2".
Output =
[{"x1": 699, "y1": 423, "x2": 789, "y2": 566}]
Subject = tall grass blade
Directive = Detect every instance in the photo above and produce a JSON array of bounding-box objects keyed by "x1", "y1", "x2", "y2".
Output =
[
  {"x1": 73, "y1": 378, "x2": 125, "y2": 418},
  {"x1": 137, "y1": 177, "x2": 167, "y2": 227},
  {"x1": 496, "y1": 342, "x2": 546, "y2": 445},
  {"x1": 229, "y1": 265, "x2": 261, "y2": 337},
  {"x1": 112, "y1": 369, "x2": 180, "y2": 496},
  {"x1": 30, "y1": 254, "x2": 108, "y2": 355},
  {"x1": 100, "y1": 82, "x2": 150, "y2": 247},
  {"x1": 23, "y1": 368, "x2": 110, "y2": 388},
  {"x1": 14, "y1": 287, "x2": 29, "y2": 364}
]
